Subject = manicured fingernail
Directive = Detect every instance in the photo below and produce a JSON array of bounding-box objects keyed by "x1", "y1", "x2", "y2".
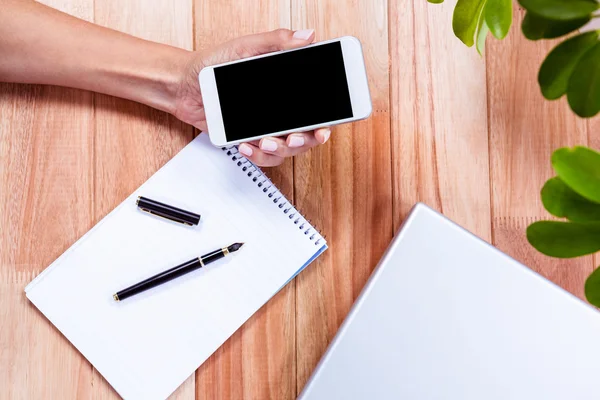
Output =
[
  {"x1": 293, "y1": 29, "x2": 314, "y2": 40},
  {"x1": 288, "y1": 135, "x2": 305, "y2": 148},
  {"x1": 321, "y1": 129, "x2": 331, "y2": 143},
  {"x1": 260, "y1": 139, "x2": 278, "y2": 152},
  {"x1": 239, "y1": 143, "x2": 253, "y2": 156}
]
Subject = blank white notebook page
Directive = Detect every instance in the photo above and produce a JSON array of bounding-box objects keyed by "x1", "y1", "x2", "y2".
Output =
[{"x1": 25, "y1": 134, "x2": 326, "y2": 400}]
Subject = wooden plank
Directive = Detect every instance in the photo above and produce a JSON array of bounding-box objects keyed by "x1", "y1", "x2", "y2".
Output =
[
  {"x1": 193, "y1": 1, "x2": 297, "y2": 399},
  {"x1": 0, "y1": 1, "x2": 95, "y2": 398},
  {"x1": 92, "y1": 1, "x2": 194, "y2": 398},
  {"x1": 390, "y1": 0, "x2": 491, "y2": 238},
  {"x1": 0, "y1": 271, "x2": 94, "y2": 399},
  {"x1": 93, "y1": 0, "x2": 193, "y2": 217},
  {"x1": 291, "y1": 0, "x2": 392, "y2": 392},
  {"x1": 487, "y1": 7, "x2": 592, "y2": 298}
]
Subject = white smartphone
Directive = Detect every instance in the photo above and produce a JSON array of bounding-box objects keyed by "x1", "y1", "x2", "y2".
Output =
[{"x1": 199, "y1": 36, "x2": 372, "y2": 147}]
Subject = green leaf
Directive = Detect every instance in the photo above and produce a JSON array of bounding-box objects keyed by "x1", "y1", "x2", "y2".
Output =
[
  {"x1": 585, "y1": 267, "x2": 600, "y2": 307},
  {"x1": 453, "y1": 0, "x2": 488, "y2": 47},
  {"x1": 527, "y1": 221, "x2": 600, "y2": 258},
  {"x1": 541, "y1": 177, "x2": 600, "y2": 222},
  {"x1": 552, "y1": 147, "x2": 600, "y2": 203},
  {"x1": 428, "y1": 0, "x2": 445, "y2": 3},
  {"x1": 518, "y1": 0, "x2": 598, "y2": 21},
  {"x1": 538, "y1": 31, "x2": 599, "y2": 100},
  {"x1": 568, "y1": 41, "x2": 600, "y2": 117},
  {"x1": 485, "y1": 0, "x2": 512, "y2": 39},
  {"x1": 476, "y1": 13, "x2": 490, "y2": 55},
  {"x1": 522, "y1": 11, "x2": 590, "y2": 41}
]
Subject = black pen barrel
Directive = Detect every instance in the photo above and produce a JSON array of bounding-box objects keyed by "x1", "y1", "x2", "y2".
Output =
[
  {"x1": 116, "y1": 258, "x2": 203, "y2": 301},
  {"x1": 201, "y1": 248, "x2": 226, "y2": 265},
  {"x1": 113, "y1": 246, "x2": 238, "y2": 301}
]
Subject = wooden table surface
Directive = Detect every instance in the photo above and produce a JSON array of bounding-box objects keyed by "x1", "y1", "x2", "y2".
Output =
[{"x1": 1, "y1": 0, "x2": 596, "y2": 398}]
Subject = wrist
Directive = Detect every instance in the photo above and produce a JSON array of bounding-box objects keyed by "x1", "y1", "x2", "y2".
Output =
[
  {"x1": 0, "y1": 0, "x2": 196, "y2": 117},
  {"x1": 111, "y1": 43, "x2": 193, "y2": 115}
]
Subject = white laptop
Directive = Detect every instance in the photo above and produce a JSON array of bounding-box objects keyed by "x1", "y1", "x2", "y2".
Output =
[{"x1": 299, "y1": 203, "x2": 600, "y2": 400}]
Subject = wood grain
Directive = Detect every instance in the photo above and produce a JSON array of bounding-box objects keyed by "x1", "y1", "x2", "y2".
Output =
[
  {"x1": 2, "y1": 0, "x2": 597, "y2": 398},
  {"x1": 0, "y1": 0, "x2": 96, "y2": 397},
  {"x1": 93, "y1": 0, "x2": 193, "y2": 219},
  {"x1": 0, "y1": 83, "x2": 94, "y2": 273},
  {"x1": 0, "y1": 271, "x2": 93, "y2": 399},
  {"x1": 193, "y1": 1, "x2": 297, "y2": 399},
  {"x1": 486, "y1": 6, "x2": 593, "y2": 298},
  {"x1": 92, "y1": 1, "x2": 194, "y2": 398},
  {"x1": 291, "y1": 0, "x2": 393, "y2": 392},
  {"x1": 390, "y1": 0, "x2": 491, "y2": 238}
]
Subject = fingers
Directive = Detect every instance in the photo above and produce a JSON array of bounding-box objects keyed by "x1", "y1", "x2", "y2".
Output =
[
  {"x1": 254, "y1": 131, "x2": 320, "y2": 158},
  {"x1": 237, "y1": 127, "x2": 331, "y2": 167},
  {"x1": 232, "y1": 28, "x2": 315, "y2": 58},
  {"x1": 314, "y1": 128, "x2": 331, "y2": 144},
  {"x1": 287, "y1": 131, "x2": 322, "y2": 148},
  {"x1": 238, "y1": 143, "x2": 284, "y2": 167}
]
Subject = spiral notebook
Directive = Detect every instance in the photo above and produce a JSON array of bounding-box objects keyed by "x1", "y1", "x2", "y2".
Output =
[{"x1": 24, "y1": 134, "x2": 327, "y2": 400}]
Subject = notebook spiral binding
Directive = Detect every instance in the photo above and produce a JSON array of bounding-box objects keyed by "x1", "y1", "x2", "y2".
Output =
[{"x1": 222, "y1": 146, "x2": 324, "y2": 246}]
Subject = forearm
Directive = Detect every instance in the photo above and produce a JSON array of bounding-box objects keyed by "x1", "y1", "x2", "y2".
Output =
[{"x1": 0, "y1": 0, "x2": 192, "y2": 113}]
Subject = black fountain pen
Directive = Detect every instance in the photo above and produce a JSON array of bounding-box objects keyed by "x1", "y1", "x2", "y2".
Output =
[{"x1": 113, "y1": 243, "x2": 244, "y2": 302}]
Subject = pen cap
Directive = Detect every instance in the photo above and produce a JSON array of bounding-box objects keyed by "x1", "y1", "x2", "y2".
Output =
[{"x1": 136, "y1": 196, "x2": 201, "y2": 226}]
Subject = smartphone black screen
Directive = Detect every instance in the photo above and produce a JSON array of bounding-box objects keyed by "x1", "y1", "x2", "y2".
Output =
[{"x1": 214, "y1": 41, "x2": 353, "y2": 142}]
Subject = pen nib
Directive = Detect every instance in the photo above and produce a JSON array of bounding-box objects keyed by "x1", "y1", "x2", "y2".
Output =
[{"x1": 227, "y1": 243, "x2": 244, "y2": 253}]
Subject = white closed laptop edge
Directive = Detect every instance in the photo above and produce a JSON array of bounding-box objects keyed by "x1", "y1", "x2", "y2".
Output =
[{"x1": 299, "y1": 203, "x2": 600, "y2": 400}]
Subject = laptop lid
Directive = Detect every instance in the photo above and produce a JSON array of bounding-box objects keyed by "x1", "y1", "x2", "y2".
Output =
[{"x1": 298, "y1": 203, "x2": 600, "y2": 400}]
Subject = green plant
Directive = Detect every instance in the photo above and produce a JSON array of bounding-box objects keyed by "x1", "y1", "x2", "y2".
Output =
[
  {"x1": 527, "y1": 147, "x2": 600, "y2": 306},
  {"x1": 430, "y1": 0, "x2": 600, "y2": 118},
  {"x1": 428, "y1": 0, "x2": 600, "y2": 304}
]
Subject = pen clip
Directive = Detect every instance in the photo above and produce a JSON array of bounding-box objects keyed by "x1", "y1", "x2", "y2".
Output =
[{"x1": 139, "y1": 208, "x2": 193, "y2": 226}]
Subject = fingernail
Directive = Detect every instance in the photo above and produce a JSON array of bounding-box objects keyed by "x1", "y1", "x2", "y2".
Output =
[
  {"x1": 321, "y1": 129, "x2": 331, "y2": 143},
  {"x1": 239, "y1": 143, "x2": 253, "y2": 156},
  {"x1": 288, "y1": 135, "x2": 305, "y2": 148},
  {"x1": 260, "y1": 139, "x2": 278, "y2": 152},
  {"x1": 293, "y1": 29, "x2": 314, "y2": 40}
]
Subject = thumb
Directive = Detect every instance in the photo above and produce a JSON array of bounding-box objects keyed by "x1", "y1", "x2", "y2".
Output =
[{"x1": 230, "y1": 28, "x2": 315, "y2": 58}]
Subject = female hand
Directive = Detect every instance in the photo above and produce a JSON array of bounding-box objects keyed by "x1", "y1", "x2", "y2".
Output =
[
  {"x1": 173, "y1": 29, "x2": 331, "y2": 167},
  {"x1": 0, "y1": 3, "x2": 328, "y2": 167}
]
